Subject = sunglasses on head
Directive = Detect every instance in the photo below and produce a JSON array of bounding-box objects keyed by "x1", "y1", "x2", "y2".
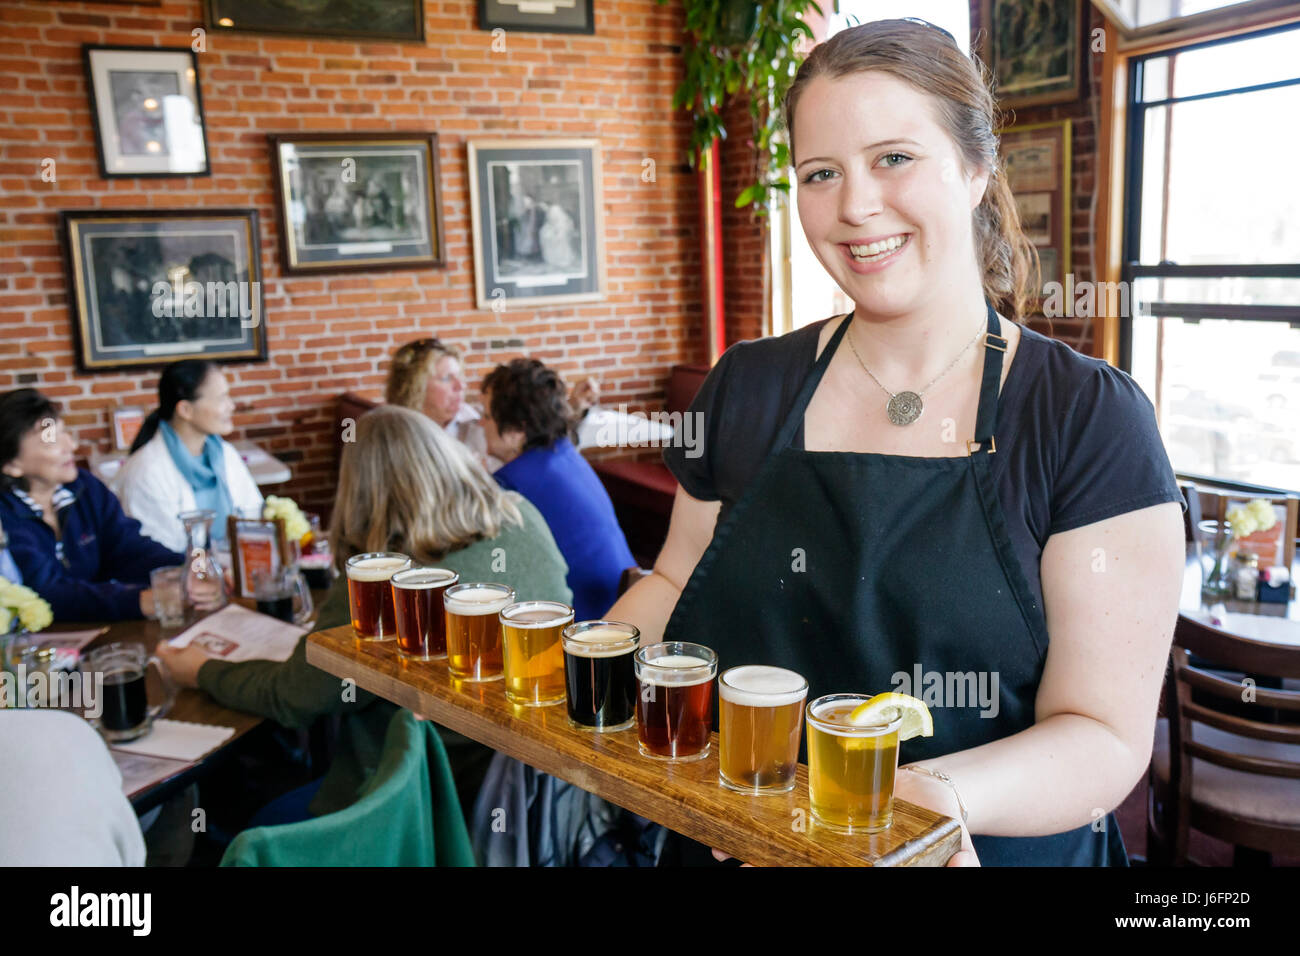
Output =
[{"x1": 900, "y1": 16, "x2": 956, "y2": 44}]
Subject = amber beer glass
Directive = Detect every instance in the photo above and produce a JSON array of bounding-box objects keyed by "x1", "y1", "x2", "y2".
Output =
[
  {"x1": 443, "y1": 583, "x2": 514, "y2": 681},
  {"x1": 718, "y1": 665, "x2": 808, "y2": 794},
  {"x1": 391, "y1": 567, "x2": 458, "y2": 660},
  {"x1": 634, "y1": 642, "x2": 717, "y2": 761},
  {"x1": 345, "y1": 553, "x2": 411, "y2": 641},
  {"x1": 562, "y1": 621, "x2": 640, "y2": 732},
  {"x1": 806, "y1": 694, "x2": 902, "y2": 833},
  {"x1": 500, "y1": 600, "x2": 573, "y2": 706}
]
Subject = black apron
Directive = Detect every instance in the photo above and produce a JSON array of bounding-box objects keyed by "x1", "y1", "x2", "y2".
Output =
[{"x1": 664, "y1": 302, "x2": 1128, "y2": 866}]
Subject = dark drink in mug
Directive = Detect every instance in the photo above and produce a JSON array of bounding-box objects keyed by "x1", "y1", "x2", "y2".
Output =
[
  {"x1": 101, "y1": 668, "x2": 148, "y2": 732},
  {"x1": 562, "y1": 621, "x2": 639, "y2": 732},
  {"x1": 634, "y1": 642, "x2": 717, "y2": 761},
  {"x1": 444, "y1": 583, "x2": 514, "y2": 681},
  {"x1": 346, "y1": 553, "x2": 410, "y2": 641},
  {"x1": 391, "y1": 567, "x2": 458, "y2": 660},
  {"x1": 255, "y1": 594, "x2": 294, "y2": 622}
]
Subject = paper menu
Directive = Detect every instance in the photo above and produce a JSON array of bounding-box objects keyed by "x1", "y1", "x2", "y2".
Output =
[{"x1": 167, "y1": 603, "x2": 304, "y2": 663}]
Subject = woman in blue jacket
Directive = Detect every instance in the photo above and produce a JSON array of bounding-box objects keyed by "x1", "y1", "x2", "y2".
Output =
[
  {"x1": 481, "y1": 359, "x2": 635, "y2": 621},
  {"x1": 0, "y1": 389, "x2": 183, "y2": 621}
]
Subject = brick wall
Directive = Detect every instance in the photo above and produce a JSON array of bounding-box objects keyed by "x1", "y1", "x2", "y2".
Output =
[{"x1": 0, "y1": 0, "x2": 703, "y2": 513}]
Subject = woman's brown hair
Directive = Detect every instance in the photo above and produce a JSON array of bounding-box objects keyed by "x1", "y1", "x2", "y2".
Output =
[
  {"x1": 329, "y1": 405, "x2": 522, "y2": 568},
  {"x1": 385, "y1": 337, "x2": 462, "y2": 412},
  {"x1": 783, "y1": 19, "x2": 1039, "y2": 322}
]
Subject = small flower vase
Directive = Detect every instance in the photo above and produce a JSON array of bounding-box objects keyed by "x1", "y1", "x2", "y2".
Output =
[{"x1": 1199, "y1": 519, "x2": 1235, "y2": 601}]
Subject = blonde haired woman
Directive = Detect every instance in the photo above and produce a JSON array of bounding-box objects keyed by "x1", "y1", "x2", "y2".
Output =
[{"x1": 157, "y1": 405, "x2": 572, "y2": 825}]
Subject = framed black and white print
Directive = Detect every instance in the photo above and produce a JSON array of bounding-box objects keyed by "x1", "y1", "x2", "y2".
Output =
[
  {"x1": 468, "y1": 139, "x2": 606, "y2": 310},
  {"x1": 477, "y1": 0, "x2": 594, "y2": 34},
  {"x1": 83, "y1": 45, "x2": 209, "y2": 178},
  {"x1": 269, "y1": 133, "x2": 445, "y2": 275},
  {"x1": 60, "y1": 209, "x2": 266, "y2": 372}
]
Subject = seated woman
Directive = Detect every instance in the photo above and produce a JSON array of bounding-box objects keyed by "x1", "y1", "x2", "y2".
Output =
[
  {"x1": 481, "y1": 358, "x2": 635, "y2": 621},
  {"x1": 387, "y1": 338, "x2": 491, "y2": 463},
  {"x1": 113, "y1": 360, "x2": 262, "y2": 553},
  {"x1": 387, "y1": 338, "x2": 602, "y2": 469},
  {"x1": 156, "y1": 405, "x2": 573, "y2": 820},
  {"x1": 0, "y1": 389, "x2": 183, "y2": 621}
]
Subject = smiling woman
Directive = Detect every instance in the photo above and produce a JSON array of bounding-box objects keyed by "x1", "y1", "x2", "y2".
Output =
[{"x1": 604, "y1": 19, "x2": 1188, "y2": 867}]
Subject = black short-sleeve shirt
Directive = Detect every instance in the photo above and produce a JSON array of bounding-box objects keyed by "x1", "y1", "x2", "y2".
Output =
[{"x1": 664, "y1": 318, "x2": 1185, "y2": 606}]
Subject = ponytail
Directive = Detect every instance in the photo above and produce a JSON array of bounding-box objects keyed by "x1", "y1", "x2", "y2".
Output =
[{"x1": 129, "y1": 359, "x2": 218, "y2": 455}]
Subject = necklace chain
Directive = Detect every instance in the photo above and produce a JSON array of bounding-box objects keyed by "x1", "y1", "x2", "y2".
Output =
[{"x1": 845, "y1": 318, "x2": 986, "y2": 401}]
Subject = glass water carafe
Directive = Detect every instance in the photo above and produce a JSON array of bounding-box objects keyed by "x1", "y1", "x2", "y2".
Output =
[{"x1": 179, "y1": 509, "x2": 229, "y2": 618}]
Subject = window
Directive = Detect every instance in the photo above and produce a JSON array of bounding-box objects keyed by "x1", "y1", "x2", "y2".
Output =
[
  {"x1": 774, "y1": 1, "x2": 971, "y2": 334},
  {"x1": 1122, "y1": 23, "x2": 1300, "y2": 492}
]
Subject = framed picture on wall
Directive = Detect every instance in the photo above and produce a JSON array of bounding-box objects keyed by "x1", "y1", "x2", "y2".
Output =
[
  {"x1": 980, "y1": 0, "x2": 1083, "y2": 109},
  {"x1": 478, "y1": 0, "x2": 594, "y2": 34},
  {"x1": 83, "y1": 45, "x2": 209, "y2": 178},
  {"x1": 999, "y1": 119, "x2": 1071, "y2": 300},
  {"x1": 269, "y1": 133, "x2": 445, "y2": 275},
  {"x1": 467, "y1": 138, "x2": 607, "y2": 310},
  {"x1": 59, "y1": 209, "x2": 266, "y2": 372},
  {"x1": 205, "y1": 0, "x2": 425, "y2": 42}
]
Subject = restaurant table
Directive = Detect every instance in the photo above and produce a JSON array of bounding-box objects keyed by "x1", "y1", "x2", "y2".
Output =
[
  {"x1": 1180, "y1": 542, "x2": 1300, "y2": 648},
  {"x1": 60, "y1": 614, "x2": 265, "y2": 815},
  {"x1": 306, "y1": 624, "x2": 962, "y2": 866},
  {"x1": 90, "y1": 440, "x2": 291, "y2": 487}
]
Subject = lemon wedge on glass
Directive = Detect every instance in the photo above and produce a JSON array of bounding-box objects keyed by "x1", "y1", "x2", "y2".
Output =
[{"x1": 848, "y1": 693, "x2": 933, "y2": 742}]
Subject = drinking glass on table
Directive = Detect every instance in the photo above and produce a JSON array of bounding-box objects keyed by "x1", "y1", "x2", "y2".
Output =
[
  {"x1": 149, "y1": 565, "x2": 186, "y2": 628},
  {"x1": 562, "y1": 621, "x2": 639, "y2": 732},
  {"x1": 391, "y1": 567, "x2": 458, "y2": 660},
  {"x1": 443, "y1": 583, "x2": 514, "y2": 682},
  {"x1": 500, "y1": 600, "x2": 572, "y2": 706}
]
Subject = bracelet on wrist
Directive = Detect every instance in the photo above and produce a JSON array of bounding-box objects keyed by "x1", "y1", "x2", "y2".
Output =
[{"x1": 901, "y1": 765, "x2": 969, "y2": 825}]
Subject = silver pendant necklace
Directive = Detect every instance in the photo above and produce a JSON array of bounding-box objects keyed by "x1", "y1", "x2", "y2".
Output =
[{"x1": 844, "y1": 318, "x2": 987, "y2": 426}]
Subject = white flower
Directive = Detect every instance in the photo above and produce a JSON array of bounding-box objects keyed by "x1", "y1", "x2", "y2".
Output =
[
  {"x1": 1227, "y1": 499, "x2": 1278, "y2": 540},
  {"x1": 16, "y1": 596, "x2": 52, "y2": 634}
]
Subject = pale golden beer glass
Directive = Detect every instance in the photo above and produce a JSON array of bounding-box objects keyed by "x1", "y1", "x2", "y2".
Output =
[
  {"x1": 345, "y1": 552, "x2": 411, "y2": 641},
  {"x1": 443, "y1": 583, "x2": 514, "y2": 682},
  {"x1": 806, "y1": 694, "x2": 902, "y2": 833},
  {"x1": 500, "y1": 600, "x2": 573, "y2": 706},
  {"x1": 718, "y1": 665, "x2": 808, "y2": 794}
]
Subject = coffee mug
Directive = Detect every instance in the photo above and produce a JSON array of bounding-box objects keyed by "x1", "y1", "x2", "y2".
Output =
[
  {"x1": 252, "y1": 566, "x2": 314, "y2": 626},
  {"x1": 80, "y1": 643, "x2": 176, "y2": 742}
]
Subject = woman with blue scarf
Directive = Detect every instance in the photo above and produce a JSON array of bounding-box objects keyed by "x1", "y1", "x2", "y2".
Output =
[{"x1": 113, "y1": 361, "x2": 262, "y2": 553}]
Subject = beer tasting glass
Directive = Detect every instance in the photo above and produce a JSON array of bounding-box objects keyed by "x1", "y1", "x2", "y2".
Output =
[
  {"x1": 346, "y1": 552, "x2": 411, "y2": 641},
  {"x1": 718, "y1": 665, "x2": 808, "y2": 794},
  {"x1": 562, "y1": 621, "x2": 640, "y2": 732},
  {"x1": 806, "y1": 694, "x2": 903, "y2": 833},
  {"x1": 444, "y1": 582, "x2": 515, "y2": 681},
  {"x1": 500, "y1": 600, "x2": 573, "y2": 706},
  {"x1": 391, "y1": 567, "x2": 459, "y2": 660},
  {"x1": 634, "y1": 641, "x2": 717, "y2": 761}
]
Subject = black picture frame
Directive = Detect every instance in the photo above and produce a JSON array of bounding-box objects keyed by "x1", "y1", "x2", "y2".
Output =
[
  {"x1": 205, "y1": 0, "x2": 425, "y2": 43},
  {"x1": 467, "y1": 138, "x2": 607, "y2": 309},
  {"x1": 477, "y1": 0, "x2": 594, "y2": 35},
  {"x1": 83, "y1": 45, "x2": 210, "y2": 179},
  {"x1": 268, "y1": 132, "x2": 447, "y2": 275},
  {"x1": 59, "y1": 209, "x2": 267, "y2": 373}
]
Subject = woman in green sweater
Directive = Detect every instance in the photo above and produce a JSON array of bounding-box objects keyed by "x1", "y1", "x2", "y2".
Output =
[{"x1": 158, "y1": 405, "x2": 572, "y2": 820}]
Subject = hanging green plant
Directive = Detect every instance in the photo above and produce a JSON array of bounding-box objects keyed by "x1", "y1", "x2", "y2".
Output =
[{"x1": 659, "y1": 0, "x2": 822, "y2": 216}]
